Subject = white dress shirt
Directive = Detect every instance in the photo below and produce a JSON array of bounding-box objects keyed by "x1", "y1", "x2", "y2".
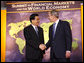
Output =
[
  {"x1": 31, "y1": 24, "x2": 38, "y2": 32},
  {"x1": 54, "y1": 19, "x2": 59, "y2": 33}
]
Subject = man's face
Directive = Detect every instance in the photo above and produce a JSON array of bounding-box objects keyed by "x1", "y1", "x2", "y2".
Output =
[
  {"x1": 48, "y1": 12, "x2": 55, "y2": 22},
  {"x1": 32, "y1": 16, "x2": 40, "y2": 26}
]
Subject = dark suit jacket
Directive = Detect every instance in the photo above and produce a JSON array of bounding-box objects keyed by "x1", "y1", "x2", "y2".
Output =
[
  {"x1": 46, "y1": 20, "x2": 72, "y2": 59},
  {"x1": 24, "y1": 24, "x2": 44, "y2": 60}
]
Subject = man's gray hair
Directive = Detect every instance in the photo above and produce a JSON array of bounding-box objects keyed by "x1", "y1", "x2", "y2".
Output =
[{"x1": 50, "y1": 10, "x2": 59, "y2": 18}]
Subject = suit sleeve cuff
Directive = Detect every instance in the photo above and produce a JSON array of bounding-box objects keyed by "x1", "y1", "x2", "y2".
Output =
[{"x1": 66, "y1": 50, "x2": 71, "y2": 53}]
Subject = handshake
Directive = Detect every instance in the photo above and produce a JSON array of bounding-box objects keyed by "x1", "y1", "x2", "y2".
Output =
[{"x1": 39, "y1": 44, "x2": 46, "y2": 50}]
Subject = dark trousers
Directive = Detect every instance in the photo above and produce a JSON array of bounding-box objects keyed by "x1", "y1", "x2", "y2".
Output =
[
  {"x1": 26, "y1": 58, "x2": 42, "y2": 62},
  {"x1": 51, "y1": 51, "x2": 70, "y2": 62},
  {"x1": 51, "y1": 58, "x2": 70, "y2": 62}
]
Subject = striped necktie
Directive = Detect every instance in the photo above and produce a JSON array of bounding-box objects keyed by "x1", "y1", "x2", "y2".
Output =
[
  {"x1": 53, "y1": 23, "x2": 56, "y2": 39},
  {"x1": 35, "y1": 27, "x2": 38, "y2": 36}
]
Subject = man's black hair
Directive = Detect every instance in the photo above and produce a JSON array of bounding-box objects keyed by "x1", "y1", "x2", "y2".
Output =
[{"x1": 30, "y1": 14, "x2": 39, "y2": 23}]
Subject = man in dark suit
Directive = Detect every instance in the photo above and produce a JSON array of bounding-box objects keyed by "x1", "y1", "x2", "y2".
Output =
[
  {"x1": 23, "y1": 14, "x2": 46, "y2": 62},
  {"x1": 44, "y1": 10, "x2": 72, "y2": 62}
]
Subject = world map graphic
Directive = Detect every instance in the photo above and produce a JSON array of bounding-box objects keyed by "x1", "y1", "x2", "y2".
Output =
[{"x1": 8, "y1": 19, "x2": 78, "y2": 55}]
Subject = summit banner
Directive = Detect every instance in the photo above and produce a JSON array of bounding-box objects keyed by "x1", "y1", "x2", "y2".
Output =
[{"x1": 6, "y1": 1, "x2": 81, "y2": 12}]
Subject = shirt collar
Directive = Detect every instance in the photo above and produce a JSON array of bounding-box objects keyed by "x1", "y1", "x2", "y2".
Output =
[
  {"x1": 31, "y1": 24, "x2": 37, "y2": 29},
  {"x1": 55, "y1": 19, "x2": 59, "y2": 25}
]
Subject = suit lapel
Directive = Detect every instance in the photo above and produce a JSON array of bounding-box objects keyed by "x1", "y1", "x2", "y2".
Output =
[
  {"x1": 54, "y1": 20, "x2": 61, "y2": 39},
  {"x1": 30, "y1": 25, "x2": 39, "y2": 38},
  {"x1": 50, "y1": 25, "x2": 53, "y2": 39},
  {"x1": 37, "y1": 27, "x2": 41, "y2": 38}
]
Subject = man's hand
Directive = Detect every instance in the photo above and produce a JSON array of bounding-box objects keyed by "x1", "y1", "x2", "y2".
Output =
[
  {"x1": 39, "y1": 44, "x2": 46, "y2": 50},
  {"x1": 65, "y1": 51, "x2": 71, "y2": 58}
]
